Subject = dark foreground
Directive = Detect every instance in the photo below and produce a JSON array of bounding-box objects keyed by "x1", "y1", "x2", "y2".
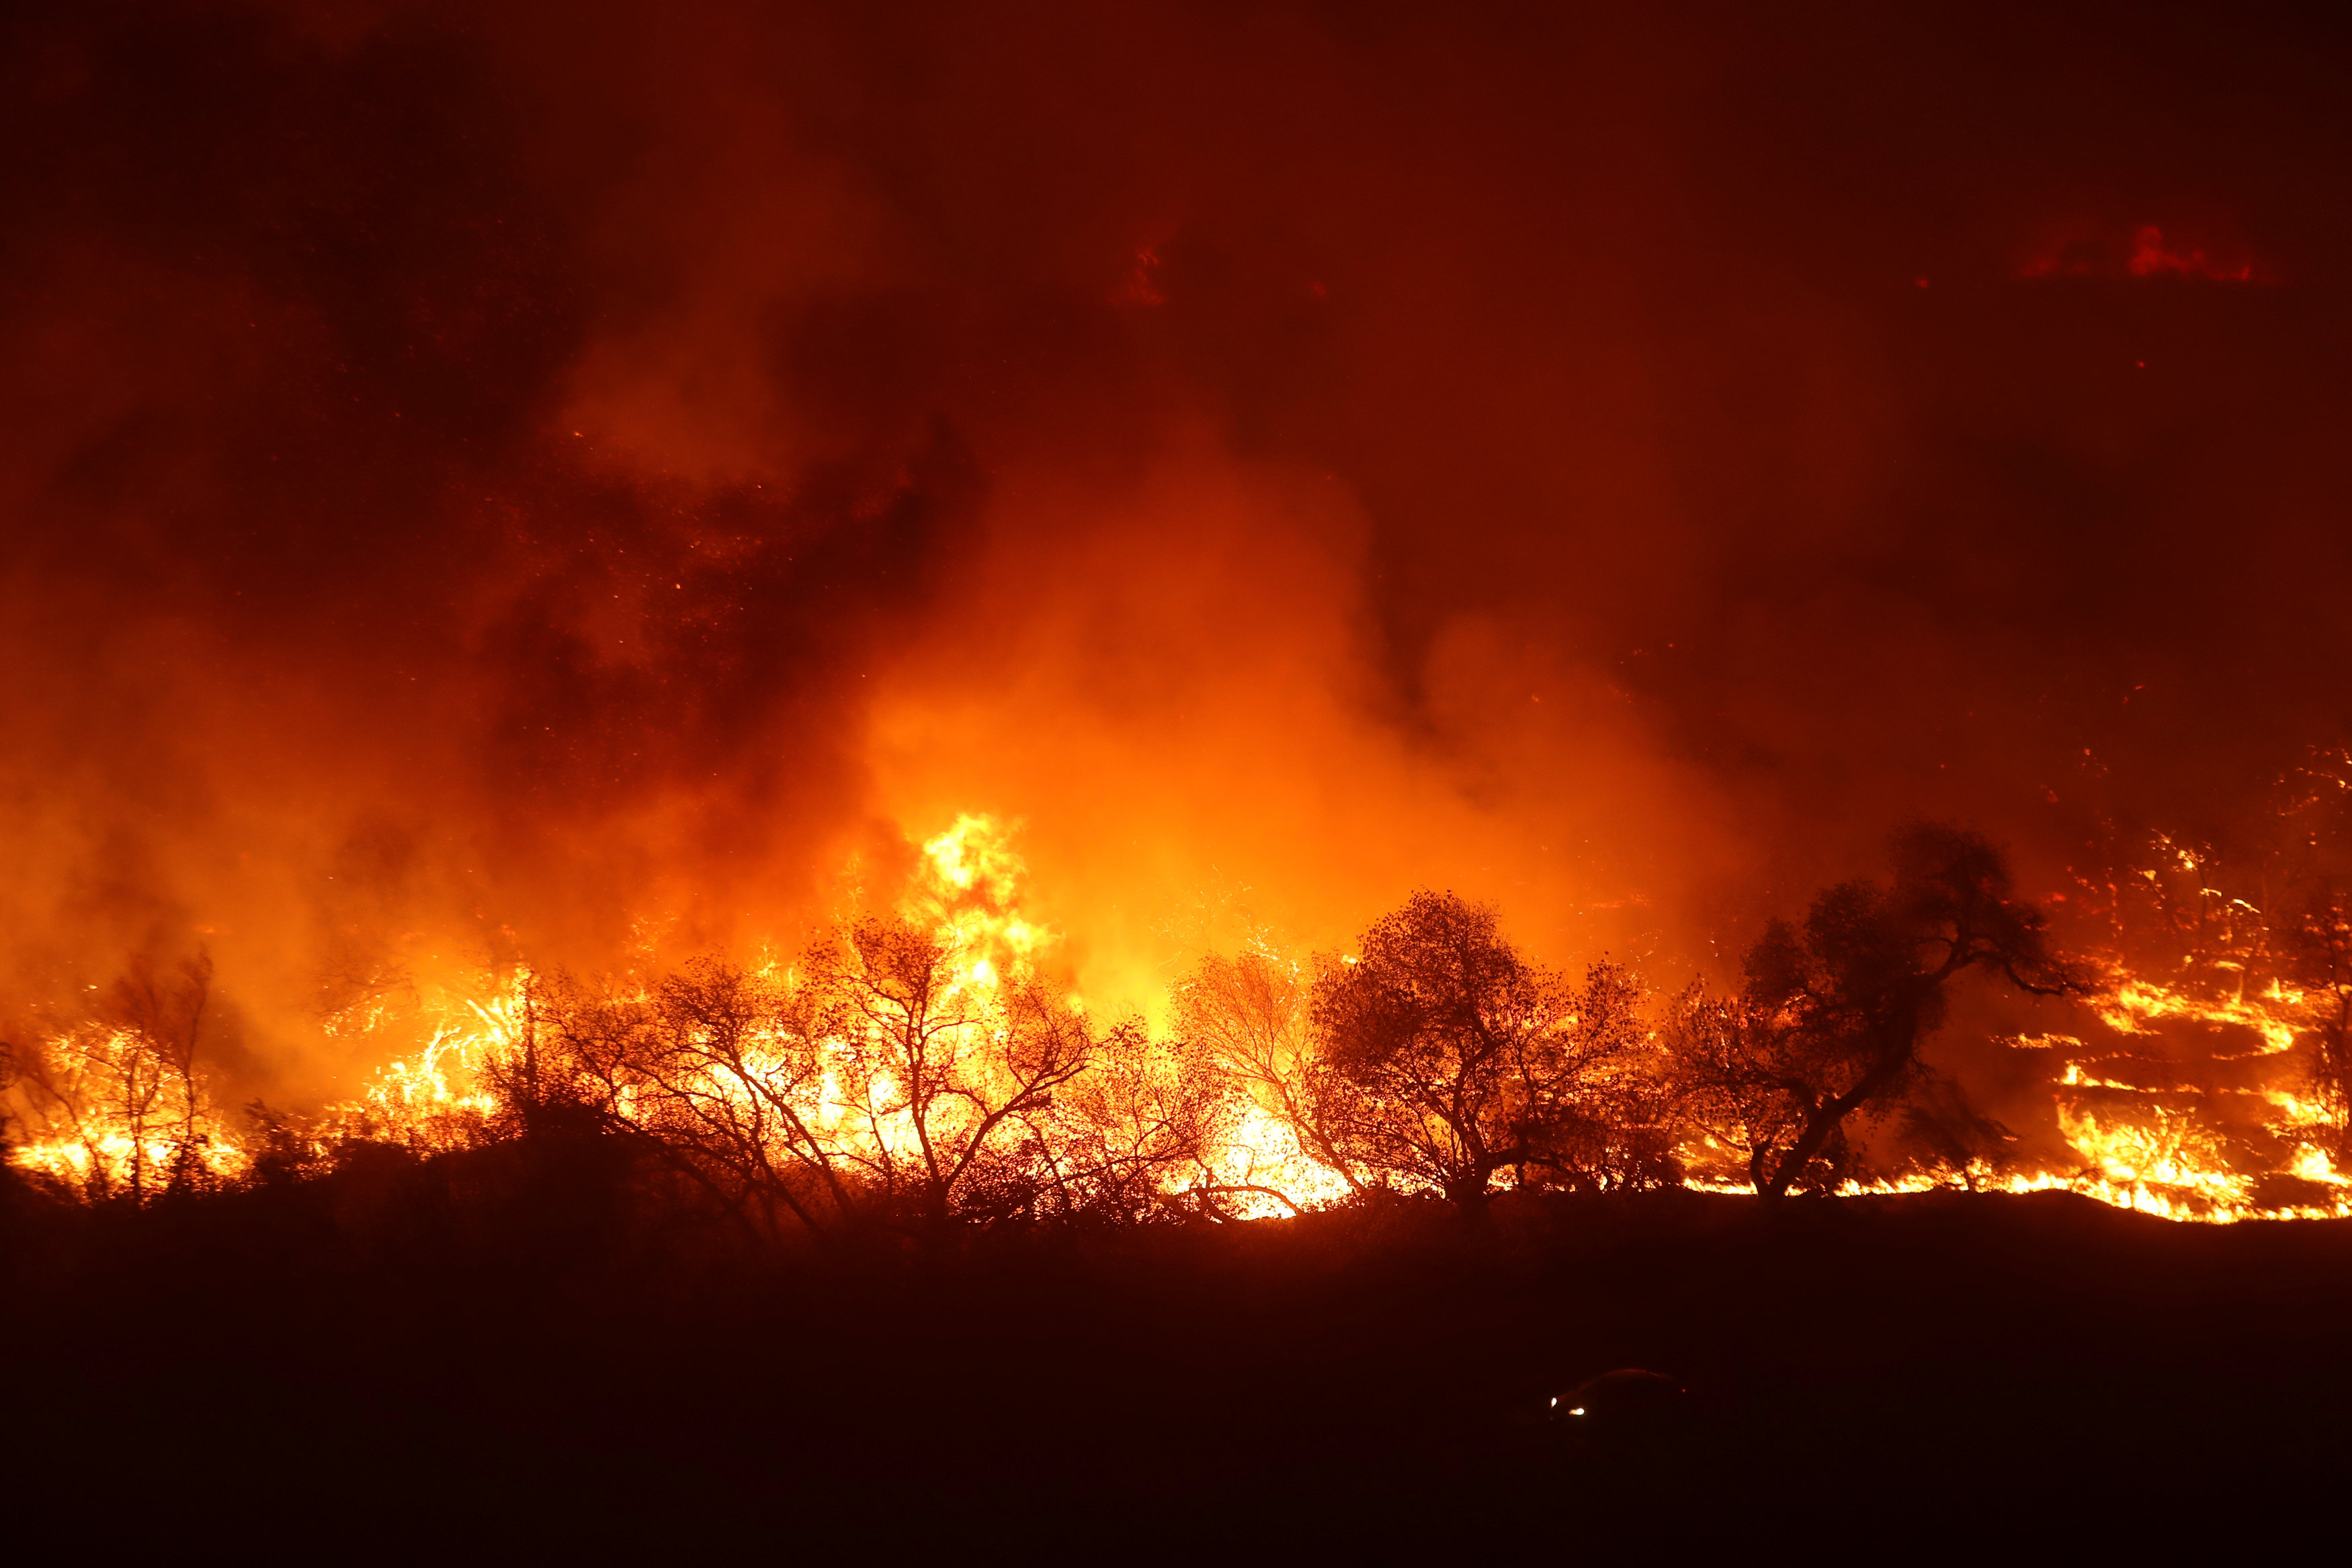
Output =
[{"x1": 8, "y1": 1154, "x2": 2349, "y2": 1554}]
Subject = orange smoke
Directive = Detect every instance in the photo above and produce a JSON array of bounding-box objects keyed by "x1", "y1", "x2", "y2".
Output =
[{"x1": 5, "y1": 0, "x2": 2352, "y2": 1147}]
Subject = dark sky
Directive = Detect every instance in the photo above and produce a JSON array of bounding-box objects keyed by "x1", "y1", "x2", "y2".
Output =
[{"x1": 6, "y1": 0, "x2": 2352, "y2": 1089}]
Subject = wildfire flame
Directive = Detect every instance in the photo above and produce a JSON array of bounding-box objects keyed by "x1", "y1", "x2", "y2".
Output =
[{"x1": 9, "y1": 814, "x2": 2349, "y2": 1223}]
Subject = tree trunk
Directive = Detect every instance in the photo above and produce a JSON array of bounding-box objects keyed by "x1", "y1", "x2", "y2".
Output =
[
  {"x1": 1758, "y1": 1099, "x2": 1849, "y2": 1201},
  {"x1": 1759, "y1": 992, "x2": 1938, "y2": 1203},
  {"x1": 1757, "y1": 1014, "x2": 1921, "y2": 1201}
]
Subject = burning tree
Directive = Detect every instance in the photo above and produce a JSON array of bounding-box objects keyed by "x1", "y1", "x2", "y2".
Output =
[
  {"x1": 814, "y1": 916, "x2": 1103, "y2": 1231},
  {"x1": 1171, "y1": 947, "x2": 1371, "y2": 1204},
  {"x1": 1036, "y1": 1025, "x2": 1231, "y2": 1221},
  {"x1": 1307, "y1": 891, "x2": 1654, "y2": 1208},
  {"x1": 7, "y1": 953, "x2": 225, "y2": 1202},
  {"x1": 1519, "y1": 959, "x2": 1681, "y2": 1193},
  {"x1": 1675, "y1": 824, "x2": 2077, "y2": 1200},
  {"x1": 533, "y1": 959, "x2": 859, "y2": 1243},
  {"x1": 512, "y1": 913, "x2": 1194, "y2": 1242}
]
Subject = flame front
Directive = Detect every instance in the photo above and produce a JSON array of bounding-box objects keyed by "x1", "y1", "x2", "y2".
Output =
[{"x1": 11, "y1": 814, "x2": 2352, "y2": 1223}]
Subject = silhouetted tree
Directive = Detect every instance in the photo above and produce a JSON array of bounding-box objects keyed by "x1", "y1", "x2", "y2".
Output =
[
  {"x1": 1667, "y1": 987, "x2": 1856, "y2": 1194},
  {"x1": 1527, "y1": 960, "x2": 1682, "y2": 1193},
  {"x1": 1675, "y1": 824, "x2": 2077, "y2": 1201},
  {"x1": 1310, "y1": 891, "x2": 1648, "y2": 1207},
  {"x1": 1171, "y1": 949, "x2": 1370, "y2": 1203},
  {"x1": 1041, "y1": 1025, "x2": 1233, "y2": 1221},
  {"x1": 819, "y1": 918, "x2": 1100, "y2": 1231},
  {"x1": 536, "y1": 960, "x2": 858, "y2": 1244},
  {"x1": 521, "y1": 920, "x2": 1219, "y2": 1241}
]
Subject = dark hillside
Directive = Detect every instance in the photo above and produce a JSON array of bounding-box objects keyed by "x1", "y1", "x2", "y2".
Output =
[{"x1": 7, "y1": 1157, "x2": 2347, "y2": 1553}]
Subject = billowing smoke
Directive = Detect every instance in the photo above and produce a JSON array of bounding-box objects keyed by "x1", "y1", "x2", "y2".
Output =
[{"x1": 5, "y1": 0, "x2": 2351, "y2": 1106}]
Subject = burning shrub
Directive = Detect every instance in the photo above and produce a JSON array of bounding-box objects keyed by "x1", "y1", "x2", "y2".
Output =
[
  {"x1": 476, "y1": 917, "x2": 1198, "y2": 1242},
  {"x1": 1170, "y1": 947, "x2": 1368, "y2": 1207},
  {"x1": 3, "y1": 953, "x2": 235, "y2": 1202},
  {"x1": 810, "y1": 917, "x2": 1099, "y2": 1231},
  {"x1": 527, "y1": 958, "x2": 858, "y2": 1240},
  {"x1": 1039, "y1": 1026, "x2": 1232, "y2": 1223}
]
